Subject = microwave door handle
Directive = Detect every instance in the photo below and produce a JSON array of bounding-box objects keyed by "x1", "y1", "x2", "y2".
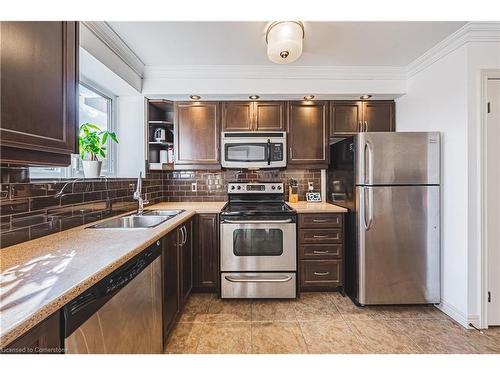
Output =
[{"x1": 267, "y1": 139, "x2": 271, "y2": 165}]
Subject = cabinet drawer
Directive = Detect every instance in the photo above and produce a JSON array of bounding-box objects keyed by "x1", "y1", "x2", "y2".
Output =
[
  {"x1": 300, "y1": 260, "x2": 342, "y2": 288},
  {"x1": 299, "y1": 228, "x2": 342, "y2": 244},
  {"x1": 299, "y1": 244, "x2": 342, "y2": 260},
  {"x1": 299, "y1": 214, "x2": 342, "y2": 228}
]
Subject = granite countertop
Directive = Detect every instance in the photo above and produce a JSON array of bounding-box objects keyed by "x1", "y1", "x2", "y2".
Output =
[
  {"x1": 0, "y1": 201, "x2": 226, "y2": 349},
  {"x1": 287, "y1": 201, "x2": 348, "y2": 213}
]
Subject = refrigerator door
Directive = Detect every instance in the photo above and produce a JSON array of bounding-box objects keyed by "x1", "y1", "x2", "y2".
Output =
[
  {"x1": 357, "y1": 185, "x2": 440, "y2": 305},
  {"x1": 355, "y1": 132, "x2": 440, "y2": 186}
]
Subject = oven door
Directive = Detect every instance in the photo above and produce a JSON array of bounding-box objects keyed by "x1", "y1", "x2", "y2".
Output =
[{"x1": 220, "y1": 219, "x2": 296, "y2": 271}]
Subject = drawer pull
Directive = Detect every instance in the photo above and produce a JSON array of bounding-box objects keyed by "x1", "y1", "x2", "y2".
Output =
[
  {"x1": 313, "y1": 250, "x2": 330, "y2": 254},
  {"x1": 314, "y1": 271, "x2": 330, "y2": 276},
  {"x1": 313, "y1": 235, "x2": 329, "y2": 238},
  {"x1": 312, "y1": 219, "x2": 327, "y2": 223}
]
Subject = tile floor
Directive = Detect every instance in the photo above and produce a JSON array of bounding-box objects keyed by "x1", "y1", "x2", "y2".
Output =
[{"x1": 165, "y1": 292, "x2": 500, "y2": 354}]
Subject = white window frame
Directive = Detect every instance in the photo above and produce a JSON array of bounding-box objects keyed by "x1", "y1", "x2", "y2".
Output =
[{"x1": 29, "y1": 77, "x2": 118, "y2": 179}]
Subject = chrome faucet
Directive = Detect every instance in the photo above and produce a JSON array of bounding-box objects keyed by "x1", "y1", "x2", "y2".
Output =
[{"x1": 133, "y1": 172, "x2": 149, "y2": 215}]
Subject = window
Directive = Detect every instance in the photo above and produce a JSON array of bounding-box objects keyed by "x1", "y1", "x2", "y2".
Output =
[{"x1": 30, "y1": 79, "x2": 116, "y2": 179}]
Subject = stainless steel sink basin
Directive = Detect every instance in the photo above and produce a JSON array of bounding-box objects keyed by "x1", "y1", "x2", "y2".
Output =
[
  {"x1": 88, "y1": 215, "x2": 169, "y2": 229},
  {"x1": 87, "y1": 209, "x2": 185, "y2": 229},
  {"x1": 142, "y1": 209, "x2": 185, "y2": 217}
]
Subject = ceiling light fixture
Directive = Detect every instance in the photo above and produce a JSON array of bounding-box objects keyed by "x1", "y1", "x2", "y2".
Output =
[
  {"x1": 266, "y1": 21, "x2": 304, "y2": 64},
  {"x1": 190, "y1": 95, "x2": 201, "y2": 100},
  {"x1": 304, "y1": 95, "x2": 315, "y2": 101},
  {"x1": 249, "y1": 95, "x2": 260, "y2": 100},
  {"x1": 360, "y1": 95, "x2": 372, "y2": 100}
]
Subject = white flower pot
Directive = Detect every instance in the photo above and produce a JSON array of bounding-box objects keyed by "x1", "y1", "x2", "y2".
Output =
[{"x1": 82, "y1": 160, "x2": 102, "y2": 178}]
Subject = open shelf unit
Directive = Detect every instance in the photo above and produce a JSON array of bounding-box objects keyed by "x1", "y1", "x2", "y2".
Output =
[{"x1": 146, "y1": 99, "x2": 175, "y2": 171}]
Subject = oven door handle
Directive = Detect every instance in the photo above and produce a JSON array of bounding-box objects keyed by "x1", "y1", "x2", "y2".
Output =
[
  {"x1": 224, "y1": 275, "x2": 293, "y2": 283},
  {"x1": 267, "y1": 139, "x2": 271, "y2": 165},
  {"x1": 221, "y1": 219, "x2": 293, "y2": 224}
]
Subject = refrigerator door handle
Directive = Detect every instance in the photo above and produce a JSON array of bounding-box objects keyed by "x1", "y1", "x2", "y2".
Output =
[
  {"x1": 364, "y1": 141, "x2": 374, "y2": 185},
  {"x1": 364, "y1": 188, "x2": 373, "y2": 230}
]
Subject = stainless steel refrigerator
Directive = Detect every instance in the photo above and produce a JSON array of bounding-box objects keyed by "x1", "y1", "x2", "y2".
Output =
[{"x1": 328, "y1": 132, "x2": 440, "y2": 305}]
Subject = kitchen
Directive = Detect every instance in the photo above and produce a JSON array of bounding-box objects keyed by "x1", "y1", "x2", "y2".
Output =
[{"x1": 1, "y1": 2, "x2": 500, "y2": 372}]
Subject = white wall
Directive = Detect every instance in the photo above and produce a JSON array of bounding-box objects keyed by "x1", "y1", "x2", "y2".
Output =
[
  {"x1": 396, "y1": 45, "x2": 470, "y2": 326},
  {"x1": 396, "y1": 38, "x2": 500, "y2": 327},
  {"x1": 116, "y1": 96, "x2": 146, "y2": 178}
]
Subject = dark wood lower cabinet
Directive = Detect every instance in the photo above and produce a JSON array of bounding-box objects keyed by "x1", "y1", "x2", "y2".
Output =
[
  {"x1": 4, "y1": 312, "x2": 62, "y2": 354},
  {"x1": 298, "y1": 213, "x2": 345, "y2": 292},
  {"x1": 193, "y1": 214, "x2": 219, "y2": 293},
  {"x1": 162, "y1": 228, "x2": 180, "y2": 343},
  {"x1": 179, "y1": 219, "x2": 193, "y2": 306}
]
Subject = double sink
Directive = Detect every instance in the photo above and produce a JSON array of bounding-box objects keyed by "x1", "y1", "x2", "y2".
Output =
[{"x1": 87, "y1": 209, "x2": 185, "y2": 229}]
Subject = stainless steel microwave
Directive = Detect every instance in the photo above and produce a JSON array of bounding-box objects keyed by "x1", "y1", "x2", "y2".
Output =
[{"x1": 221, "y1": 132, "x2": 287, "y2": 169}]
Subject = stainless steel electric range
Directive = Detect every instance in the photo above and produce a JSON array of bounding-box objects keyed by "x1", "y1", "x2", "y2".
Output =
[{"x1": 220, "y1": 182, "x2": 297, "y2": 299}]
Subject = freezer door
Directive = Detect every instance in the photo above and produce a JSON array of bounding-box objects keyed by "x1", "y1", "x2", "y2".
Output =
[
  {"x1": 355, "y1": 132, "x2": 440, "y2": 185},
  {"x1": 357, "y1": 185, "x2": 440, "y2": 304}
]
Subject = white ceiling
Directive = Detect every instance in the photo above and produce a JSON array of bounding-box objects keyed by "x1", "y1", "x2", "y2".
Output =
[{"x1": 108, "y1": 21, "x2": 466, "y2": 67}]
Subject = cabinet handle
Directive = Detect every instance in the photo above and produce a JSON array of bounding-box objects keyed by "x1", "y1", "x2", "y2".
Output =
[
  {"x1": 289, "y1": 147, "x2": 293, "y2": 159},
  {"x1": 314, "y1": 271, "x2": 330, "y2": 276},
  {"x1": 312, "y1": 250, "x2": 330, "y2": 254},
  {"x1": 364, "y1": 121, "x2": 368, "y2": 132},
  {"x1": 313, "y1": 234, "x2": 329, "y2": 238},
  {"x1": 312, "y1": 219, "x2": 327, "y2": 223},
  {"x1": 156, "y1": 240, "x2": 160, "y2": 246}
]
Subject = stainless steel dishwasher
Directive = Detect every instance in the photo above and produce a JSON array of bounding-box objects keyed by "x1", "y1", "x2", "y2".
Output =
[{"x1": 63, "y1": 241, "x2": 162, "y2": 354}]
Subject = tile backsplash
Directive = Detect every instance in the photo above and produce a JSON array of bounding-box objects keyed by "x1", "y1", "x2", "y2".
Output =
[
  {"x1": 0, "y1": 167, "x2": 163, "y2": 248},
  {"x1": 162, "y1": 169, "x2": 322, "y2": 202},
  {"x1": 0, "y1": 167, "x2": 321, "y2": 248}
]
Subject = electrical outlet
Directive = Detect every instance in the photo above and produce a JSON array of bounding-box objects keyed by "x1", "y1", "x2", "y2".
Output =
[
  {"x1": 308, "y1": 181, "x2": 314, "y2": 191},
  {"x1": 191, "y1": 182, "x2": 197, "y2": 192}
]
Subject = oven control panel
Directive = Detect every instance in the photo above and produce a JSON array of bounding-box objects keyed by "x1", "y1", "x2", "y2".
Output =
[{"x1": 227, "y1": 182, "x2": 284, "y2": 194}]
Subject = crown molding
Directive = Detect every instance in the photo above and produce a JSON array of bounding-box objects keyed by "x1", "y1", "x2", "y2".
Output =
[
  {"x1": 143, "y1": 65, "x2": 406, "y2": 81},
  {"x1": 406, "y1": 22, "x2": 500, "y2": 78},
  {"x1": 82, "y1": 21, "x2": 145, "y2": 77}
]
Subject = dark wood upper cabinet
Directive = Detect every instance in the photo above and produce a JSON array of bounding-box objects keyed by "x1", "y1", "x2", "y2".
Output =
[
  {"x1": 222, "y1": 101, "x2": 285, "y2": 131},
  {"x1": 287, "y1": 101, "x2": 328, "y2": 167},
  {"x1": 193, "y1": 214, "x2": 219, "y2": 293},
  {"x1": 330, "y1": 101, "x2": 363, "y2": 137},
  {"x1": 330, "y1": 100, "x2": 395, "y2": 137},
  {"x1": 174, "y1": 102, "x2": 220, "y2": 169},
  {"x1": 363, "y1": 101, "x2": 395, "y2": 132},
  {"x1": 0, "y1": 21, "x2": 78, "y2": 166},
  {"x1": 254, "y1": 101, "x2": 285, "y2": 131},
  {"x1": 222, "y1": 102, "x2": 253, "y2": 131}
]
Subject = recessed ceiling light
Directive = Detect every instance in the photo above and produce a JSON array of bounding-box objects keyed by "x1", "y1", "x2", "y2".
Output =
[
  {"x1": 249, "y1": 95, "x2": 260, "y2": 100},
  {"x1": 190, "y1": 95, "x2": 201, "y2": 100},
  {"x1": 304, "y1": 95, "x2": 315, "y2": 101},
  {"x1": 360, "y1": 95, "x2": 372, "y2": 100}
]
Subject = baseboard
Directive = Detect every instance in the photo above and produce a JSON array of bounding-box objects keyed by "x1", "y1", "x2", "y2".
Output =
[{"x1": 437, "y1": 300, "x2": 469, "y2": 328}]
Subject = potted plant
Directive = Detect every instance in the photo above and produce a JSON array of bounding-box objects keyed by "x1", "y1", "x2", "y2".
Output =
[{"x1": 79, "y1": 123, "x2": 118, "y2": 178}]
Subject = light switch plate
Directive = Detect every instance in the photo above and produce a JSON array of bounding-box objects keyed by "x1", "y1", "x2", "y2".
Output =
[{"x1": 191, "y1": 182, "x2": 197, "y2": 192}]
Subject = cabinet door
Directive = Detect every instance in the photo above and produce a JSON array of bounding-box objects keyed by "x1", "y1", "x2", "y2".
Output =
[
  {"x1": 6, "y1": 312, "x2": 62, "y2": 354},
  {"x1": 162, "y1": 230, "x2": 179, "y2": 341},
  {"x1": 222, "y1": 102, "x2": 253, "y2": 131},
  {"x1": 0, "y1": 22, "x2": 78, "y2": 166},
  {"x1": 363, "y1": 101, "x2": 395, "y2": 132},
  {"x1": 254, "y1": 101, "x2": 285, "y2": 131},
  {"x1": 193, "y1": 214, "x2": 219, "y2": 292},
  {"x1": 287, "y1": 101, "x2": 328, "y2": 167},
  {"x1": 175, "y1": 102, "x2": 220, "y2": 169},
  {"x1": 330, "y1": 101, "x2": 362, "y2": 137},
  {"x1": 179, "y1": 220, "x2": 193, "y2": 306}
]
